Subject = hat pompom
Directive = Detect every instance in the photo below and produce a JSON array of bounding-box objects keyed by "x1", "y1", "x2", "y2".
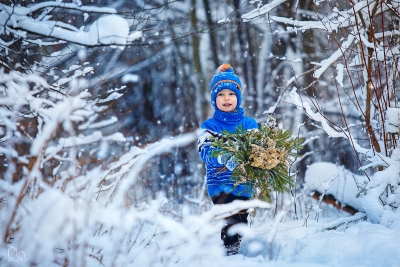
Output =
[{"x1": 217, "y1": 63, "x2": 233, "y2": 73}]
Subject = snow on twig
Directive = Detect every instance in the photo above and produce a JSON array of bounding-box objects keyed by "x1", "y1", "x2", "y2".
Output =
[
  {"x1": 313, "y1": 33, "x2": 355, "y2": 79},
  {"x1": 319, "y1": 212, "x2": 367, "y2": 231},
  {"x1": 0, "y1": 3, "x2": 137, "y2": 47},
  {"x1": 108, "y1": 132, "x2": 199, "y2": 206},
  {"x1": 19, "y1": 2, "x2": 117, "y2": 14},
  {"x1": 288, "y1": 88, "x2": 371, "y2": 155},
  {"x1": 241, "y1": 0, "x2": 287, "y2": 21}
]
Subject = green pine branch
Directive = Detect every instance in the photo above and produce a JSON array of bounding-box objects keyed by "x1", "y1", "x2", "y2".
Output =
[{"x1": 209, "y1": 121, "x2": 304, "y2": 202}]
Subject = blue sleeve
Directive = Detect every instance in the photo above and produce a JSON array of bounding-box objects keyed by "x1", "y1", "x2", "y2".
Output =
[
  {"x1": 198, "y1": 129, "x2": 223, "y2": 167},
  {"x1": 246, "y1": 117, "x2": 258, "y2": 130}
]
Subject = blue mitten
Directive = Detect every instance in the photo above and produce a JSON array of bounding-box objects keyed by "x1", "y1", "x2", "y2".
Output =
[
  {"x1": 225, "y1": 156, "x2": 238, "y2": 171},
  {"x1": 217, "y1": 154, "x2": 238, "y2": 171}
]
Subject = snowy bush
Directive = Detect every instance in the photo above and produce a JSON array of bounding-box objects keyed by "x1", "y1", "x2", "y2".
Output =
[{"x1": 0, "y1": 68, "x2": 210, "y2": 266}]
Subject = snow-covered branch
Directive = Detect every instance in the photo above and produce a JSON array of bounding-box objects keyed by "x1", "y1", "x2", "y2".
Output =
[
  {"x1": 110, "y1": 132, "x2": 199, "y2": 206},
  {"x1": 0, "y1": 2, "x2": 142, "y2": 47},
  {"x1": 312, "y1": 32, "x2": 356, "y2": 79},
  {"x1": 24, "y1": 1, "x2": 117, "y2": 14},
  {"x1": 287, "y1": 88, "x2": 372, "y2": 157},
  {"x1": 241, "y1": 0, "x2": 287, "y2": 21}
]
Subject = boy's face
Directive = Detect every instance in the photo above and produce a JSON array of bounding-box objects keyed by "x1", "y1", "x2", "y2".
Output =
[{"x1": 216, "y1": 89, "x2": 238, "y2": 112}]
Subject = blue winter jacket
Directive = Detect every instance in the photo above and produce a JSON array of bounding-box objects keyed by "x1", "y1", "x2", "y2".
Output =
[{"x1": 198, "y1": 107, "x2": 258, "y2": 198}]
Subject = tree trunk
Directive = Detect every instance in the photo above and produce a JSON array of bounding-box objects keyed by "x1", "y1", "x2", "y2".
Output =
[
  {"x1": 203, "y1": 0, "x2": 219, "y2": 69},
  {"x1": 191, "y1": 0, "x2": 208, "y2": 121}
]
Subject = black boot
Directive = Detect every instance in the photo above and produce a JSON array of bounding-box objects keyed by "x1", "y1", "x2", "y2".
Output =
[{"x1": 222, "y1": 227, "x2": 241, "y2": 256}]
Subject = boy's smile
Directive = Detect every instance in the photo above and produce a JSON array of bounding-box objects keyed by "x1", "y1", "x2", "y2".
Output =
[{"x1": 216, "y1": 89, "x2": 238, "y2": 112}]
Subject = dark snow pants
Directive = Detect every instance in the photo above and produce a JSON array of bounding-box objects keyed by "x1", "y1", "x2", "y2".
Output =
[{"x1": 211, "y1": 192, "x2": 249, "y2": 247}]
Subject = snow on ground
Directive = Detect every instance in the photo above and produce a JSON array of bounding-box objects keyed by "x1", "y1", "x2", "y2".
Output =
[
  {"x1": 116, "y1": 158, "x2": 399, "y2": 267},
  {"x1": 182, "y1": 161, "x2": 400, "y2": 267},
  {"x1": 2, "y1": 160, "x2": 400, "y2": 267},
  {"x1": 174, "y1": 216, "x2": 400, "y2": 267},
  {"x1": 185, "y1": 222, "x2": 400, "y2": 267}
]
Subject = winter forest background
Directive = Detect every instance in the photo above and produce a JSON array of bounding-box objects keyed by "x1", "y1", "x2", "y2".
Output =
[{"x1": 1, "y1": 0, "x2": 400, "y2": 266}]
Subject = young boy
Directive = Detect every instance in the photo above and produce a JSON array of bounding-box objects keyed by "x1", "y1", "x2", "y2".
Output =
[{"x1": 198, "y1": 64, "x2": 258, "y2": 255}]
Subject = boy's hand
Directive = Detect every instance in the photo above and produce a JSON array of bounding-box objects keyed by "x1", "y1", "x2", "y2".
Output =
[
  {"x1": 217, "y1": 154, "x2": 238, "y2": 171},
  {"x1": 225, "y1": 156, "x2": 238, "y2": 171}
]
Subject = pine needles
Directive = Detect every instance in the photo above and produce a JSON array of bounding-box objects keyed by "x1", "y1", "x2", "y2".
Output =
[{"x1": 210, "y1": 119, "x2": 304, "y2": 202}]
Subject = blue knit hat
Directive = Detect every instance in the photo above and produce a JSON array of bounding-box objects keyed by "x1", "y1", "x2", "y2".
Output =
[{"x1": 210, "y1": 64, "x2": 242, "y2": 109}]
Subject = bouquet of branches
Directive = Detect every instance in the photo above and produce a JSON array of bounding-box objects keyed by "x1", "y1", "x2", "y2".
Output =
[{"x1": 210, "y1": 118, "x2": 304, "y2": 202}]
